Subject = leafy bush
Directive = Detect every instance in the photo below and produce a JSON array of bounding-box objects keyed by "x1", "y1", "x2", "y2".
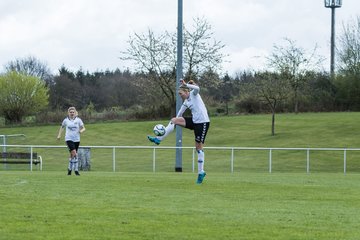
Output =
[{"x1": 0, "y1": 71, "x2": 49, "y2": 124}]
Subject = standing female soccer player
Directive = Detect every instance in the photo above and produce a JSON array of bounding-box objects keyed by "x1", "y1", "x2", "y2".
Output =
[
  {"x1": 148, "y1": 79, "x2": 210, "y2": 184},
  {"x1": 57, "y1": 107, "x2": 86, "y2": 176}
]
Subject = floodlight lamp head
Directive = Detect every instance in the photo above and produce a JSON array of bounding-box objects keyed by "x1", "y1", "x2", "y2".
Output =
[{"x1": 324, "y1": 0, "x2": 342, "y2": 8}]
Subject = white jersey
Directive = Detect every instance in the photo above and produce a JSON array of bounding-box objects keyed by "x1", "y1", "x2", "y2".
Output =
[
  {"x1": 61, "y1": 117, "x2": 84, "y2": 142},
  {"x1": 177, "y1": 84, "x2": 210, "y2": 123}
]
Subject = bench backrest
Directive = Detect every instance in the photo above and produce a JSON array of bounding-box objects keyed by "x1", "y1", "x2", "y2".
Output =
[{"x1": 0, "y1": 152, "x2": 38, "y2": 159}]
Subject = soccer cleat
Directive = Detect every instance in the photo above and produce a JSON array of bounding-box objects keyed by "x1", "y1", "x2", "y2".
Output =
[
  {"x1": 147, "y1": 135, "x2": 161, "y2": 145},
  {"x1": 196, "y1": 171, "x2": 206, "y2": 184},
  {"x1": 75, "y1": 171, "x2": 80, "y2": 176},
  {"x1": 68, "y1": 170, "x2": 72, "y2": 175}
]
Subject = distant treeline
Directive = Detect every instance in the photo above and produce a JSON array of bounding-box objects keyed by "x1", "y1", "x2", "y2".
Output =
[{"x1": 41, "y1": 66, "x2": 358, "y2": 123}]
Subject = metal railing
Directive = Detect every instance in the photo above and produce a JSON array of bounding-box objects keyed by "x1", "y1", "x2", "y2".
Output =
[{"x1": 1, "y1": 145, "x2": 360, "y2": 174}]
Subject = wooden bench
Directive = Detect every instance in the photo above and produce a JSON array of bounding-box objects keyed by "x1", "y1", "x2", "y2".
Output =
[{"x1": 0, "y1": 152, "x2": 43, "y2": 170}]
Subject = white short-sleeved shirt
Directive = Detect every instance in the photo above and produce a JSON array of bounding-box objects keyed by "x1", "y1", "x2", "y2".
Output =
[
  {"x1": 177, "y1": 84, "x2": 210, "y2": 123},
  {"x1": 61, "y1": 117, "x2": 84, "y2": 142}
]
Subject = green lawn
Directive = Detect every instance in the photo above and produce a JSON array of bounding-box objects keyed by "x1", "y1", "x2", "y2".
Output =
[
  {"x1": 1, "y1": 112, "x2": 360, "y2": 173},
  {"x1": 1, "y1": 172, "x2": 360, "y2": 240},
  {"x1": 1, "y1": 112, "x2": 360, "y2": 148},
  {"x1": 1, "y1": 112, "x2": 360, "y2": 239}
]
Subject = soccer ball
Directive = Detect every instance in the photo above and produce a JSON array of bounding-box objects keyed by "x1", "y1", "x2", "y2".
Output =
[{"x1": 153, "y1": 124, "x2": 166, "y2": 136}]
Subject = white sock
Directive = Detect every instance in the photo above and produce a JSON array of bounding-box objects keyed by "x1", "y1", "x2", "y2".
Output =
[
  {"x1": 68, "y1": 158, "x2": 72, "y2": 170},
  {"x1": 197, "y1": 150, "x2": 204, "y2": 173},
  {"x1": 69, "y1": 156, "x2": 77, "y2": 170},
  {"x1": 158, "y1": 121, "x2": 175, "y2": 141},
  {"x1": 74, "y1": 156, "x2": 79, "y2": 171}
]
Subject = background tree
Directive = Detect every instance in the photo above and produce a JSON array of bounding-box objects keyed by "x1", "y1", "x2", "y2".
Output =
[
  {"x1": 335, "y1": 16, "x2": 360, "y2": 110},
  {"x1": 49, "y1": 67, "x2": 142, "y2": 112},
  {"x1": 96, "y1": 70, "x2": 141, "y2": 109},
  {"x1": 233, "y1": 71, "x2": 263, "y2": 114},
  {"x1": 0, "y1": 71, "x2": 48, "y2": 124},
  {"x1": 120, "y1": 29, "x2": 176, "y2": 116},
  {"x1": 266, "y1": 38, "x2": 324, "y2": 113},
  {"x1": 197, "y1": 68, "x2": 221, "y2": 105},
  {"x1": 212, "y1": 73, "x2": 234, "y2": 115},
  {"x1": 241, "y1": 71, "x2": 290, "y2": 136},
  {"x1": 49, "y1": 66, "x2": 81, "y2": 109},
  {"x1": 302, "y1": 71, "x2": 336, "y2": 111},
  {"x1": 182, "y1": 17, "x2": 227, "y2": 80},
  {"x1": 5, "y1": 56, "x2": 54, "y2": 86},
  {"x1": 120, "y1": 17, "x2": 226, "y2": 117},
  {"x1": 337, "y1": 16, "x2": 360, "y2": 75}
]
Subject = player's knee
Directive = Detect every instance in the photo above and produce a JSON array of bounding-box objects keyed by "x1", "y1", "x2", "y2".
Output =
[{"x1": 195, "y1": 143, "x2": 203, "y2": 151}]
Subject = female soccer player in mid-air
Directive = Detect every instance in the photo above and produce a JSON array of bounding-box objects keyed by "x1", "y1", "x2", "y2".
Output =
[{"x1": 148, "y1": 79, "x2": 210, "y2": 184}]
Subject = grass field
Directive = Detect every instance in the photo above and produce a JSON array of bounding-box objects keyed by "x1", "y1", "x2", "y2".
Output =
[
  {"x1": 1, "y1": 112, "x2": 360, "y2": 239},
  {"x1": 1, "y1": 112, "x2": 360, "y2": 173},
  {"x1": 1, "y1": 172, "x2": 360, "y2": 240}
]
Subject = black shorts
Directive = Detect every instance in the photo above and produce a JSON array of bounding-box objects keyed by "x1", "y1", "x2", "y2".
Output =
[
  {"x1": 66, "y1": 141, "x2": 80, "y2": 152},
  {"x1": 184, "y1": 117, "x2": 210, "y2": 144}
]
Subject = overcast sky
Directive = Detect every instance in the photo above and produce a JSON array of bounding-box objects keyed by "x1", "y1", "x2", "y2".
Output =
[{"x1": 1, "y1": 0, "x2": 359, "y2": 76}]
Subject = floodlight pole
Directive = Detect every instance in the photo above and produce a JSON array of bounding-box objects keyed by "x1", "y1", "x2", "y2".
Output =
[
  {"x1": 175, "y1": 0, "x2": 183, "y2": 172},
  {"x1": 330, "y1": 7, "x2": 336, "y2": 76},
  {"x1": 324, "y1": 0, "x2": 342, "y2": 77}
]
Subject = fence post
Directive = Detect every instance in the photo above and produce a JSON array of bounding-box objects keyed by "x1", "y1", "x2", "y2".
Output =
[
  {"x1": 112, "y1": 147, "x2": 116, "y2": 172},
  {"x1": 269, "y1": 149, "x2": 272, "y2": 173},
  {"x1": 231, "y1": 148, "x2": 234, "y2": 173},
  {"x1": 306, "y1": 149, "x2": 310, "y2": 174},
  {"x1": 30, "y1": 146, "x2": 33, "y2": 172},
  {"x1": 344, "y1": 149, "x2": 347, "y2": 175}
]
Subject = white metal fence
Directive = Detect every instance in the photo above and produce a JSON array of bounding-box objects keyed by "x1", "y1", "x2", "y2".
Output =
[{"x1": 2, "y1": 144, "x2": 360, "y2": 174}]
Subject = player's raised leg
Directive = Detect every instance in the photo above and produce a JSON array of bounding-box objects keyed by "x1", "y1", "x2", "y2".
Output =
[{"x1": 147, "y1": 120, "x2": 177, "y2": 145}]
